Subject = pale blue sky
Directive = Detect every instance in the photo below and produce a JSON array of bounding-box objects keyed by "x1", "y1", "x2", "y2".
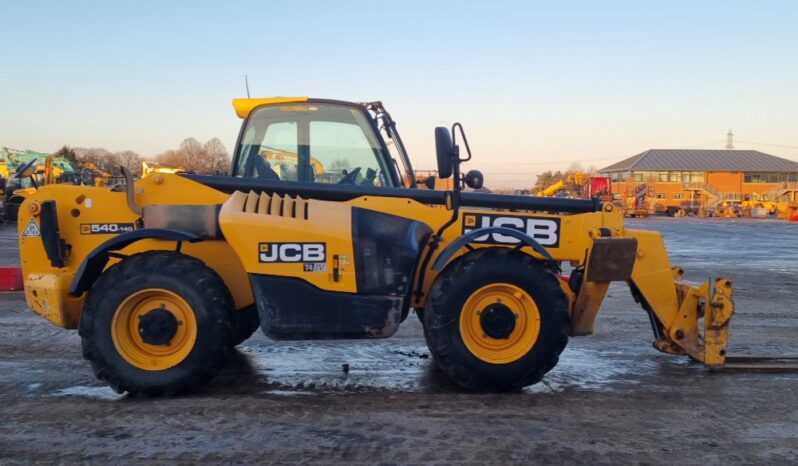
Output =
[{"x1": 1, "y1": 1, "x2": 796, "y2": 187}]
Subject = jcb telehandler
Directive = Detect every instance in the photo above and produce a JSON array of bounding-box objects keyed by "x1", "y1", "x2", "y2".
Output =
[{"x1": 17, "y1": 97, "x2": 776, "y2": 395}]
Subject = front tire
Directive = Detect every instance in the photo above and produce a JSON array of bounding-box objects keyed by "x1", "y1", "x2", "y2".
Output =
[
  {"x1": 423, "y1": 248, "x2": 569, "y2": 390},
  {"x1": 79, "y1": 251, "x2": 235, "y2": 395}
]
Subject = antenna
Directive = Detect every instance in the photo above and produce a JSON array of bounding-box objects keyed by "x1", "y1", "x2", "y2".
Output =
[
  {"x1": 245, "y1": 75, "x2": 251, "y2": 98},
  {"x1": 726, "y1": 129, "x2": 734, "y2": 150}
]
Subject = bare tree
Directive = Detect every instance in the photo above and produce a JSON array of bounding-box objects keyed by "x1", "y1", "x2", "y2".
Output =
[
  {"x1": 73, "y1": 148, "x2": 123, "y2": 175},
  {"x1": 566, "y1": 162, "x2": 584, "y2": 174},
  {"x1": 117, "y1": 151, "x2": 141, "y2": 176},
  {"x1": 154, "y1": 137, "x2": 231, "y2": 174},
  {"x1": 60, "y1": 137, "x2": 229, "y2": 178},
  {"x1": 203, "y1": 138, "x2": 230, "y2": 174}
]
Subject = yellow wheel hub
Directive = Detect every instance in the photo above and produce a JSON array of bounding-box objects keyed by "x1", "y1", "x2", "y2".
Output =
[
  {"x1": 111, "y1": 288, "x2": 197, "y2": 371},
  {"x1": 459, "y1": 283, "x2": 541, "y2": 364}
]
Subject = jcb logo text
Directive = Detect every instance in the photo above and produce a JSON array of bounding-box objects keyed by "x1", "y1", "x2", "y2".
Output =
[
  {"x1": 463, "y1": 214, "x2": 560, "y2": 247},
  {"x1": 259, "y1": 242, "x2": 326, "y2": 263}
]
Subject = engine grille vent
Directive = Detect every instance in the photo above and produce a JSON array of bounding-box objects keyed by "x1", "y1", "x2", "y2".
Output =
[{"x1": 241, "y1": 190, "x2": 308, "y2": 220}]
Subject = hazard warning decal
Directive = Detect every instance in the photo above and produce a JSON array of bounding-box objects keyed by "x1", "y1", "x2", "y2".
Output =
[{"x1": 21, "y1": 219, "x2": 40, "y2": 237}]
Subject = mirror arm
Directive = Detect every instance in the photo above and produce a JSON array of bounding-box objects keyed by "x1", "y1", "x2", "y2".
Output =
[
  {"x1": 451, "y1": 122, "x2": 473, "y2": 162},
  {"x1": 452, "y1": 145, "x2": 463, "y2": 192},
  {"x1": 450, "y1": 122, "x2": 475, "y2": 192}
]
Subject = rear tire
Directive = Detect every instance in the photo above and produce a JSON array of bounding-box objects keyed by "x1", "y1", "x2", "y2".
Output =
[
  {"x1": 423, "y1": 248, "x2": 569, "y2": 390},
  {"x1": 79, "y1": 251, "x2": 235, "y2": 395}
]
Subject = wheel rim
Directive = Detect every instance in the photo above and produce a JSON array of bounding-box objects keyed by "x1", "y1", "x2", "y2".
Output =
[
  {"x1": 459, "y1": 283, "x2": 541, "y2": 364},
  {"x1": 111, "y1": 288, "x2": 197, "y2": 370}
]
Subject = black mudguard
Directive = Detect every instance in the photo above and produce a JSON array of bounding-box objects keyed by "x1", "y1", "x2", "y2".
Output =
[
  {"x1": 69, "y1": 228, "x2": 201, "y2": 295},
  {"x1": 431, "y1": 226, "x2": 554, "y2": 271}
]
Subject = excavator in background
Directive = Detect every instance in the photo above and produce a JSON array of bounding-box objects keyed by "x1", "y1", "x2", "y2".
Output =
[
  {"x1": 0, "y1": 148, "x2": 100, "y2": 222},
  {"x1": 1, "y1": 148, "x2": 54, "y2": 222},
  {"x1": 1, "y1": 148, "x2": 49, "y2": 180}
]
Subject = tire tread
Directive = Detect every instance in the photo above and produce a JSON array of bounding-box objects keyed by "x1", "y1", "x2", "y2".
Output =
[
  {"x1": 79, "y1": 251, "x2": 234, "y2": 395},
  {"x1": 424, "y1": 248, "x2": 569, "y2": 390}
]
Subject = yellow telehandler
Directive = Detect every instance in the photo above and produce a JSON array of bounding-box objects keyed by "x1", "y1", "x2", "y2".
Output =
[{"x1": 16, "y1": 97, "x2": 794, "y2": 395}]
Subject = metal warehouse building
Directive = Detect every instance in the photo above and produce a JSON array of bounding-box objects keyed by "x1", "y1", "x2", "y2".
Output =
[{"x1": 599, "y1": 149, "x2": 798, "y2": 212}]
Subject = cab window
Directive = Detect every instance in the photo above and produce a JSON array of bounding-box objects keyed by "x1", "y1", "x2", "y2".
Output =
[{"x1": 234, "y1": 103, "x2": 396, "y2": 187}]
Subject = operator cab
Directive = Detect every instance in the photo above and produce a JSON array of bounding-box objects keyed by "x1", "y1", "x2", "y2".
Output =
[{"x1": 232, "y1": 99, "x2": 416, "y2": 188}]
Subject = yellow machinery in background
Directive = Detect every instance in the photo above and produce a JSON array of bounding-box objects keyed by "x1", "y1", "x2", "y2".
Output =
[
  {"x1": 714, "y1": 201, "x2": 741, "y2": 218},
  {"x1": 260, "y1": 148, "x2": 325, "y2": 180},
  {"x1": 15, "y1": 96, "x2": 796, "y2": 396},
  {"x1": 715, "y1": 196, "x2": 793, "y2": 219},
  {"x1": 142, "y1": 161, "x2": 183, "y2": 177},
  {"x1": 75, "y1": 161, "x2": 111, "y2": 187},
  {"x1": 2, "y1": 150, "x2": 81, "y2": 221},
  {"x1": 536, "y1": 179, "x2": 565, "y2": 196},
  {"x1": 740, "y1": 195, "x2": 795, "y2": 219},
  {"x1": 534, "y1": 172, "x2": 589, "y2": 197}
]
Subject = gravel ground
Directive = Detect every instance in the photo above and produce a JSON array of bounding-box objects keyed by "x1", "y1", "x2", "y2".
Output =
[{"x1": 1, "y1": 218, "x2": 797, "y2": 465}]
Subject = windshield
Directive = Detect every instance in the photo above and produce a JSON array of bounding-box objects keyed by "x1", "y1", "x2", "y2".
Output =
[{"x1": 233, "y1": 102, "x2": 399, "y2": 187}]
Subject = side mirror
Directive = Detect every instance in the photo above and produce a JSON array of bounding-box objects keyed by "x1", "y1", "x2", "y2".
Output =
[
  {"x1": 464, "y1": 170, "x2": 484, "y2": 190},
  {"x1": 434, "y1": 127, "x2": 455, "y2": 179}
]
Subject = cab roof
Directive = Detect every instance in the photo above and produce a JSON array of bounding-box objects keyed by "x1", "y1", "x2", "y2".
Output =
[
  {"x1": 230, "y1": 97, "x2": 378, "y2": 119},
  {"x1": 231, "y1": 97, "x2": 310, "y2": 119}
]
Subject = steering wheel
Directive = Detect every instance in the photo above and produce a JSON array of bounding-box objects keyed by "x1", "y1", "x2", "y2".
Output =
[{"x1": 337, "y1": 166, "x2": 361, "y2": 185}]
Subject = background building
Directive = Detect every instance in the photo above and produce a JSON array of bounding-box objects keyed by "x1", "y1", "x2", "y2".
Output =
[{"x1": 600, "y1": 149, "x2": 798, "y2": 214}]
